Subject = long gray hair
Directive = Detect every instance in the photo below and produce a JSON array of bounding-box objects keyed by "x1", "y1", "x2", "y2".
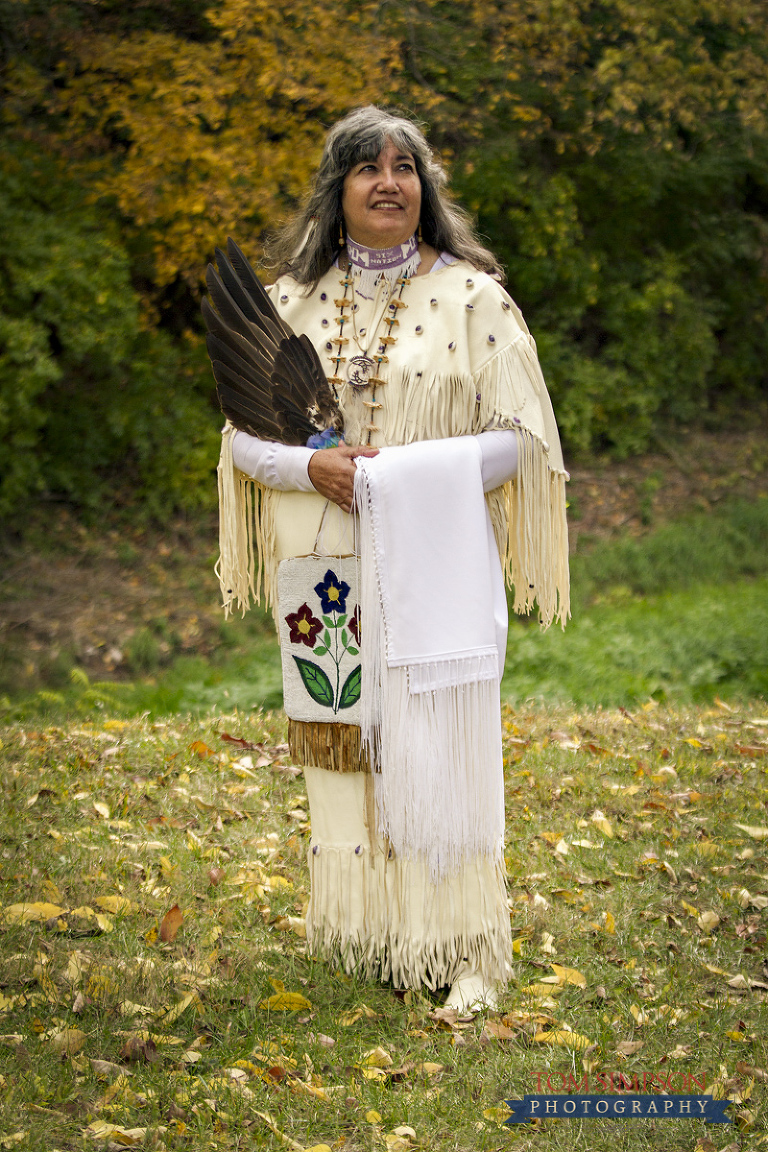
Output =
[{"x1": 268, "y1": 106, "x2": 504, "y2": 286}]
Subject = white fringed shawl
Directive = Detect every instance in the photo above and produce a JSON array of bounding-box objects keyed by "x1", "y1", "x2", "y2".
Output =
[{"x1": 354, "y1": 437, "x2": 505, "y2": 881}]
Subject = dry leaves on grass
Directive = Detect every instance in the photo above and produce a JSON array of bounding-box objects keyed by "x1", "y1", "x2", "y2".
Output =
[{"x1": 5, "y1": 705, "x2": 768, "y2": 1152}]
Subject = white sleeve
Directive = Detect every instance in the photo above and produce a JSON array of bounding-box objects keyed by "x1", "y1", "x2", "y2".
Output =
[
  {"x1": 477, "y1": 429, "x2": 518, "y2": 492},
  {"x1": 233, "y1": 427, "x2": 515, "y2": 493},
  {"x1": 231, "y1": 429, "x2": 316, "y2": 492}
]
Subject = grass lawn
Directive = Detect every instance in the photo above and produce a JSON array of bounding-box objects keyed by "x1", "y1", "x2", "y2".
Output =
[{"x1": 1, "y1": 700, "x2": 767, "y2": 1150}]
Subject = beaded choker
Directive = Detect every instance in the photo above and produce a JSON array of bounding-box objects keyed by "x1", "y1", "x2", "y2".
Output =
[
  {"x1": 346, "y1": 234, "x2": 419, "y2": 270},
  {"x1": 345, "y1": 233, "x2": 421, "y2": 299}
]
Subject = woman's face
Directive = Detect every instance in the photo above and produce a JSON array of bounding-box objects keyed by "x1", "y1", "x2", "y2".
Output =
[{"x1": 341, "y1": 138, "x2": 422, "y2": 250}]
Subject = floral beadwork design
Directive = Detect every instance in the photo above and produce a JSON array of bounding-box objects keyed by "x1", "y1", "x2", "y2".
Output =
[
  {"x1": 284, "y1": 603, "x2": 322, "y2": 648},
  {"x1": 314, "y1": 569, "x2": 351, "y2": 615},
  {"x1": 348, "y1": 605, "x2": 360, "y2": 645},
  {"x1": 285, "y1": 567, "x2": 360, "y2": 713}
]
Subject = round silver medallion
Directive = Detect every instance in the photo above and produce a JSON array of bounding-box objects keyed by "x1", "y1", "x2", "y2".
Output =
[{"x1": 347, "y1": 354, "x2": 376, "y2": 388}]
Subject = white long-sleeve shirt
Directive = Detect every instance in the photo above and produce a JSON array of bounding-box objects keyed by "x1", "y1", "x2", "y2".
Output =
[{"x1": 231, "y1": 427, "x2": 518, "y2": 495}]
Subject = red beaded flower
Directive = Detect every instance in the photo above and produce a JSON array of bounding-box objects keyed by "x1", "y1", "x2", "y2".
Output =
[
  {"x1": 348, "y1": 605, "x2": 360, "y2": 645},
  {"x1": 285, "y1": 603, "x2": 322, "y2": 648}
]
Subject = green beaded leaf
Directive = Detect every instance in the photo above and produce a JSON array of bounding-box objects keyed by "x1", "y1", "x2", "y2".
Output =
[
  {"x1": 338, "y1": 664, "x2": 361, "y2": 710},
  {"x1": 292, "y1": 655, "x2": 334, "y2": 708}
]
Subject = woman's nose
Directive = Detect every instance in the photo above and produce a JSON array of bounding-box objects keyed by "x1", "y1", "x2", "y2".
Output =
[{"x1": 376, "y1": 166, "x2": 399, "y2": 190}]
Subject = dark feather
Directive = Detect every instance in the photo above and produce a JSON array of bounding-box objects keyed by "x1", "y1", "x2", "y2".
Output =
[
  {"x1": 201, "y1": 239, "x2": 342, "y2": 446},
  {"x1": 226, "y1": 239, "x2": 292, "y2": 340},
  {"x1": 205, "y1": 330, "x2": 274, "y2": 389}
]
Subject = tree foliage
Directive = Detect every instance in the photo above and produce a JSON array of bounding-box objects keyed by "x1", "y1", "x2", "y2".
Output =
[
  {"x1": 1, "y1": 0, "x2": 768, "y2": 516},
  {"x1": 0, "y1": 145, "x2": 219, "y2": 518}
]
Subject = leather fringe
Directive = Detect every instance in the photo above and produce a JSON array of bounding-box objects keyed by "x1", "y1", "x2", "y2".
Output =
[
  {"x1": 289, "y1": 719, "x2": 368, "y2": 773},
  {"x1": 305, "y1": 841, "x2": 513, "y2": 989}
]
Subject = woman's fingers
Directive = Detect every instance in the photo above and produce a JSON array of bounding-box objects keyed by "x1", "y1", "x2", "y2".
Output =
[{"x1": 307, "y1": 444, "x2": 379, "y2": 512}]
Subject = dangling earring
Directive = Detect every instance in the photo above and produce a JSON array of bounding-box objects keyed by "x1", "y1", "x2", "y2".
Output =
[
  {"x1": 417, "y1": 221, "x2": 423, "y2": 243},
  {"x1": 339, "y1": 222, "x2": 346, "y2": 247}
]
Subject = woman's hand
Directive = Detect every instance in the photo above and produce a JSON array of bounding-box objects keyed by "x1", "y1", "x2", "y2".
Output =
[{"x1": 308, "y1": 444, "x2": 379, "y2": 513}]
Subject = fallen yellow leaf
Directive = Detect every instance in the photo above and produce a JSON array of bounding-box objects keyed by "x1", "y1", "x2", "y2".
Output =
[
  {"x1": 338, "y1": 1008, "x2": 364, "y2": 1026},
  {"x1": 83, "y1": 1121, "x2": 166, "y2": 1145},
  {"x1": 384, "y1": 1137, "x2": 410, "y2": 1152},
  {"x1": 550, "y1": 963, "x2": 587, "y2": 988},
  {"x1": 290, "y1": 1080, "x2": 329, "y2": 1101},
  {"x1": 483, "y1": 1104, "x2": 513, "y2": 1123},
  {"x1": 702, "y1": 962, "x2": 733, "y2": 977},
  {"x1": 361, "y1": 1046, "x2": 393, "y2": 1067},
  {"x1": 259, "y1": 991, "x2": 313, "y2": 1012},
  {"x1": 698, "y1": 911, "x2": 720, "y2": 933},
  {"x1": 90, "y1": 1058, "x2": 126, "y2": 1078},
  {"x1": 521, "y1": 982, "x2": 564, "y2": 999},
  {"x1": 735, "y1": 824, "x2": 768, "y2": 840},
  {"x1": 87, "y1": 968, "x2": 118, "y2": 1001},
  {"x1": 49, "y1": 1027, "x2": 87, "y2": 1056},
  {"x1": 534, "y1": 1029, "x2": 593, "y2": 1050},
  {"x1": 416, "y1": 1061, "x2": 444, "y2": 1075},
  {"x1": 1, "y1": 902, "x2": 66, "y2": 925},
  {"x1": 591, "y1": 810, "x2": 614, "y2": 838},
  {"x1": 366, "y1": 1110, "x2": 382, "y2": 1123},
  {"x1": 95, "y1": 896, "x2": 136, "y2": 916},
  {"x1": 189, "y1": 740, "x2": 217, "y2": 759},
  {"x1": 158, "y1": 991, "x2": 203, "y2": 1025}
]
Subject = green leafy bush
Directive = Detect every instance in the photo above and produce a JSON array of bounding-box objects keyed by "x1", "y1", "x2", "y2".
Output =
[{"x1": 0, "y1": 145, "x2": 220, "y2": 520}]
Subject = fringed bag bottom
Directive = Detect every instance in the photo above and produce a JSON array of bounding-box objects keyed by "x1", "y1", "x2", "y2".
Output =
[
  {"x1": 288, "y1": 720, "x2": 367, "y2": 773},
  {"x1": 305, "y1": 841, "x2": 513, "y2": 990}
]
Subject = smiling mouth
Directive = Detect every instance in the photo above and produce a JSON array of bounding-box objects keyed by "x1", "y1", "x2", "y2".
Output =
[{"x1": 371, "y1": 201, "x2": 403, "y2": 210}]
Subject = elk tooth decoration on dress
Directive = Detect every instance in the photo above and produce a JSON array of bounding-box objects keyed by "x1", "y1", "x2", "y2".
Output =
[{"x1": 202, "y1": 239, "x2": 344, "y2": 447}]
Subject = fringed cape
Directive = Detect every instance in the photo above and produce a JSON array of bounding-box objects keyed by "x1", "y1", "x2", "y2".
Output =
[{"x1": 217, "y1": 258, "x2": 570, "y2": 628}]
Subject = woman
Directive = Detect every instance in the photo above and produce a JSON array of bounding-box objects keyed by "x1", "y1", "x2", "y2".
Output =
[{"x1": 217, "y1": 106, "x2": 569, "y2": 1011}]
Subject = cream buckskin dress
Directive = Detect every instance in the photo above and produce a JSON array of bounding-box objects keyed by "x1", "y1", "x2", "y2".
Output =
[{"x1": 217, "y1": 257, "x2": 569, "y2": 990}]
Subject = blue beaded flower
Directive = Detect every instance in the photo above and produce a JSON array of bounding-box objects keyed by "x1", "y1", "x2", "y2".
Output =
[{"x1": 314, "y1": 569, "x2": 351, "y2": 614}]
